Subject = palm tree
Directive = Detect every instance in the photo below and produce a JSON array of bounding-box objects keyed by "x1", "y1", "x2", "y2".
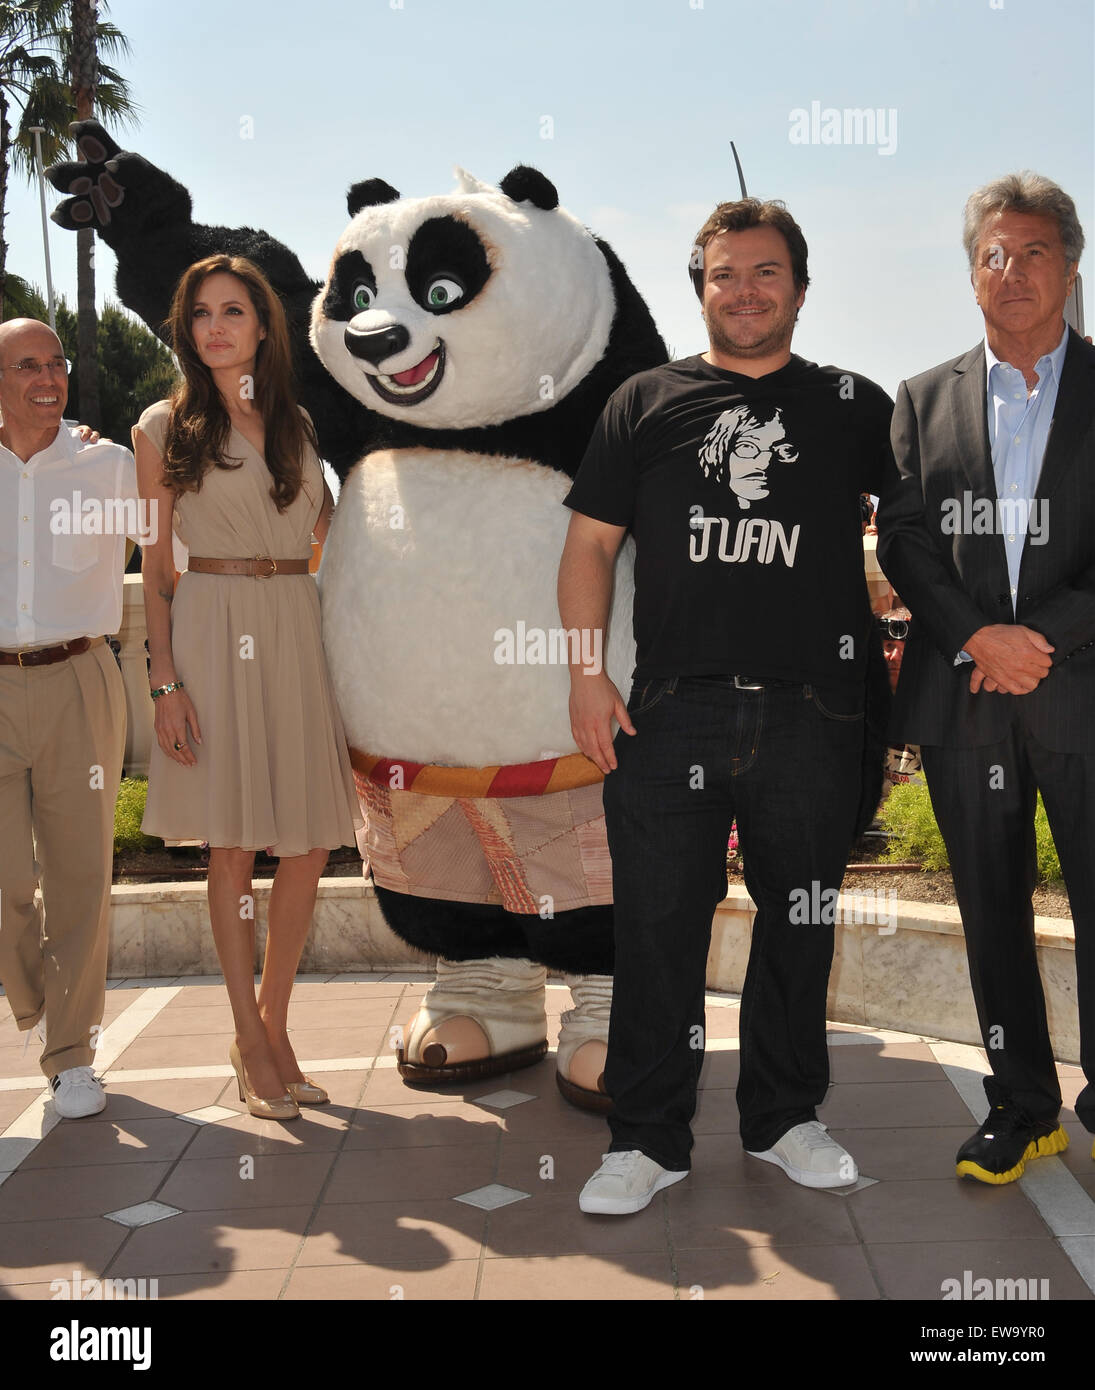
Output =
[
  {"x1": 1, "y1": 3, "x2": 135, "y2": 425},
  {"x1": 8, "y1": 1, "x2": 135, "y2": 422},
  {"x1": 70, "y1": 0, "x2": 109, "y2": 424},
  {"x1": 0, "y1": 0, "x2": 68, "y2": 310},
  {"x1": 9, "y1": 1, "x2": 133, "y2": 175}
]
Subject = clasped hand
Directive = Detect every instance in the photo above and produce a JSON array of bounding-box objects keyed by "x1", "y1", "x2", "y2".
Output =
[{"x1": 965, "y1": 624, "x2": 1054, "y2": 695}]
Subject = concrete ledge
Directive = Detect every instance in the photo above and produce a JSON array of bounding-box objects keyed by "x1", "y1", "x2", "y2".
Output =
[
  {"x1": 108, "y1": 878, "x2": 1078, "y2": 1063},
  {"x1": 710, "y1": 887, "x2": 1079, "y2": 1065},
  {"x1": 108, "y1": 877, "x2": 434, "y2": 979}
]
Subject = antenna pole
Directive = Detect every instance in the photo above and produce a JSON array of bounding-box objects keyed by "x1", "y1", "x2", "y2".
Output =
[{"x1": 730, "y1": 142, "x2": 748, "y2": 200}]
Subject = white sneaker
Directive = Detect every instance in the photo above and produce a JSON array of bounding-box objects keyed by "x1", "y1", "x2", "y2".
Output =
[
  {"x1": 579, "y1": 1150, "x2": 689, "y2": 1214},
  {"x1": 746, "y1": 1121, "x2": 858, "y2": 1188},
  {"x1": 50, "y1": 1066, "x2": 106, "y2": 1119},
  {"x1": 21, "y1": 1015, "x2": 47, "y2": 1057}
]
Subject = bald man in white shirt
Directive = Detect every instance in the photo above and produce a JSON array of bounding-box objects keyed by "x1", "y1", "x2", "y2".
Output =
[{"x1": 0, "y1": 318, "x2": 140, "y2": 1118}]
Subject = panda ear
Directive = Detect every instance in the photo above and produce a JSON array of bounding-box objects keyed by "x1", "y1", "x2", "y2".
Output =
[
  {"x1": 498, "y1": 166, "x2": 559, "y2": 211},
  {"x1": 347, "y1": 179, "x2": 401, "y2": 217}
]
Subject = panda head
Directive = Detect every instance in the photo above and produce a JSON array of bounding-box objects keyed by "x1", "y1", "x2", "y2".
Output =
[{"x1": 310, "y1": 167, "x2": 616, "y2": 431}]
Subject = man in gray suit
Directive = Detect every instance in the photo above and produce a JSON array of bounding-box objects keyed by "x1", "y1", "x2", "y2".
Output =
[{"x1": 878, "y1": 172, "x2": 1094, "y2": 1184}]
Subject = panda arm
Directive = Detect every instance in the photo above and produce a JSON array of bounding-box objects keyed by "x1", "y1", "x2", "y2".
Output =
[
  {"x1": 47, "y1": 120, "x2": 367, "y2": 470},
  {"x1": 49, "y1": 123, "x2": 299, "y2": 329}
]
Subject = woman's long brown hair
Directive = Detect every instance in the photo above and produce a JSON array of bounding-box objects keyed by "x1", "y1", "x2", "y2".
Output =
[{"x1": 161, "y1": 254, "x2": 317, "y2": 511}]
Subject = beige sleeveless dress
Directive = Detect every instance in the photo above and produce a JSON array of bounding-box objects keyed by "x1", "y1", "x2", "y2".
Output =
[{"x1": 134, "y1": 399, "x2": 362, "y2": 857}]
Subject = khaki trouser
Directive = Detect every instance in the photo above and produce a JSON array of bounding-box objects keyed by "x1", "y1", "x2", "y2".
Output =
[{"x1": 0, "y1": 640, "x2": 126, "y2": 1078}]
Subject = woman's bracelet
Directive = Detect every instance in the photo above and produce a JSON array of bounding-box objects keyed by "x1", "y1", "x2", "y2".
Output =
[{"x1": 150, "y1": 681, "x2": 185, "y2": 700}]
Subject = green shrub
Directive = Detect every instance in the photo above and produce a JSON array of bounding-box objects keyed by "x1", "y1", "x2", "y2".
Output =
[
  {"x1": 879, "y1": 781, "x2": 1062, "y2": 881},
  {"x1": 879, "y1": 782, "x2": 951, "y2": 870},
  {"x1": 113, "y1": 777, "x2": 162, "y2": 853},
  {"x1": 1033, "y1": 796, "x2": 1064, "y2": 882}
]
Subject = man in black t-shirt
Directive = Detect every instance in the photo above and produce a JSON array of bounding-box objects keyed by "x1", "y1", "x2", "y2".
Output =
[{"x1": 559, "y1": 198, "x2": 897, "y2": 1214}]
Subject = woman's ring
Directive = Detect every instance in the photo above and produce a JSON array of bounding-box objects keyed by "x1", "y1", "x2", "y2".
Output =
[{"x1": 173, "y1": 742, "x2": 183, "y2": 751}]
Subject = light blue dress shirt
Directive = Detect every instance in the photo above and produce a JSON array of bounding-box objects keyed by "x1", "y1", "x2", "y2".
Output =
[
  {"x1": 985, "y1": 324, "x2": 1069, "y2": 603},
  {"x1": 955, "y1": 324, "x2": 1069, "y2": 663}
]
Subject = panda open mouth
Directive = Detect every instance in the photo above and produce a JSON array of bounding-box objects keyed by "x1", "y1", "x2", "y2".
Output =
[{"x1": 368, "y1": 342, "x2": 445, "y2": 406}]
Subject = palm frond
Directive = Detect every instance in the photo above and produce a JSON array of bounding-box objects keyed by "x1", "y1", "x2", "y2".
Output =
[
  {"x1": 89, "y1": 19, "x2": 131, "y2": 61},
  {"x1": 93, "y1": 79, "x2": 139, "y2": 126},
  {"x1": 2, "y1": 269, "x2": 47, "y2": 319},
  {"x1": 11, "y1": 72, "x2": 70, "y2": 170}
]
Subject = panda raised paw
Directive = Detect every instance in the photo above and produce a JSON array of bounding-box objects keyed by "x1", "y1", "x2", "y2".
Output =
[{"x1": 47, "y1": 119, "x2": 166, "y2": 232}]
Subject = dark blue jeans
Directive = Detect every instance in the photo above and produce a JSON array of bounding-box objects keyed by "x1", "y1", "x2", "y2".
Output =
[{"x1": 602, "y1": 675, "x2": 865, "y2": 1168}]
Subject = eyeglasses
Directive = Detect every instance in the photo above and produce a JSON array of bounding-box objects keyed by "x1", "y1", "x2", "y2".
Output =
[
  {"x1": 877, "y1": 618, "x2": 910, "y2": 640},
  {"x1": 0, "y1": 356, "x2": 72, "y2": 378}
]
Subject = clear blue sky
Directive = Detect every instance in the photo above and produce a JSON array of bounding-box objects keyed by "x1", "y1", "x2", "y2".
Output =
[{"x1": 8, "y1": 0, "x2": 1094, "y2": 399}]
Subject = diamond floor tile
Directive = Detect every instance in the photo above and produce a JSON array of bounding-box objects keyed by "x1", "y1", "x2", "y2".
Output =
[
  {"x1": 453, "y1": 1183, "x2": 531, "y2": 1211},
  {"x1": 104, "y1": 1200, "x2": 182, "y2": 1228}
]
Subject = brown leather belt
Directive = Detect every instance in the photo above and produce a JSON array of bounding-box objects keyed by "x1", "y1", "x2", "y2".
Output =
[
  {"x1": 0, "y1": 635, "x2": 101, "y2": 668},
  {"x1": 188, "y1": 556, "x2": 310, "y2": 578}
]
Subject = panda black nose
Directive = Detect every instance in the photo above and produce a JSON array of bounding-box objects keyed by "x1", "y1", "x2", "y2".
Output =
[{"x1": 344, "y1": 321, "x2": 410, "y2": 366}]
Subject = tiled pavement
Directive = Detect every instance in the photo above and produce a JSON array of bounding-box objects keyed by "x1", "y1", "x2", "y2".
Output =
[{"x1": 0, "y1": 974, "x2": 1092, "y2": 1312}]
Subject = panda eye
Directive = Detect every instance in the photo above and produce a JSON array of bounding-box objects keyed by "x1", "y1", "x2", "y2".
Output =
[
  {"x1": 425, "y1": 277, "x2": 464, "y2": 310},
  {"x1": 352, "y1": 283, "x2": 375, "y2": 312}
]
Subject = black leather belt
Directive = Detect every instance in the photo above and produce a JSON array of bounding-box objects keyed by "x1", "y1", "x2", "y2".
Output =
[{"x1": 695, "y1": 674, "x2": 799, "y2": 690}]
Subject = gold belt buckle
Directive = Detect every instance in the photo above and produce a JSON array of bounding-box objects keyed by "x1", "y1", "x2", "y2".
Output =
[
  {"x1": 253, "y1": 555, "x2": 277, "y2": 579},
  {"x1": 16, "y1": 649, "x2": 30, "y2": 667}
]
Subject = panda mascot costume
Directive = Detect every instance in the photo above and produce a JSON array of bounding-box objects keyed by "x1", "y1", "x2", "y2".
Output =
[{"x1": 49, "y1": 123, "x2": 667, "y2": 1109}]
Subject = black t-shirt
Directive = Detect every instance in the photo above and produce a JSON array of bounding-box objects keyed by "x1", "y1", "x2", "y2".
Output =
[{"x1": 564, "y1": 353, "x2": 896, "y2": 685}]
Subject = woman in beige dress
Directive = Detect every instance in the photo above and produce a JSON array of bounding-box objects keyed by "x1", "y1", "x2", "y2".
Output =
[{"x1": 134, "y1": 253, "x2": 362, "y2": 1120}]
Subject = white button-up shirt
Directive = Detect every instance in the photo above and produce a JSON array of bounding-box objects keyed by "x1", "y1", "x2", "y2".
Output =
[{"x1": 0, "y1": 424, "x2": 141, "y2": 649}]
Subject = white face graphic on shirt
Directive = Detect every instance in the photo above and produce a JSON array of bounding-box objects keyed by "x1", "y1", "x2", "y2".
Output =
[{"x1": 698, "y1": 405, "x2": 798, "y2": 510}]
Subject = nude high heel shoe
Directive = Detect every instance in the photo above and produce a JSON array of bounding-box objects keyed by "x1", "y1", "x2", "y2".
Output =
[
  {"x1": 229, "y1": 1042, "x2": 300, "y2": 1120},
  {"x1": 285, "y1": 1078, "x2": 329, "y2": 1105}
]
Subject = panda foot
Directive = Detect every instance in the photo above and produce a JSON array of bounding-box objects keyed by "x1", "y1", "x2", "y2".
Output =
[
  {"x1": 555, "y1": 1039, "x2": 612, "y2": 1114},
  {"x1": 555, "y1": 974, "x2": 613, "y2": 1113},
  {"x1": 399, "y1": 1035, "x2": 550, "y2": 1086},
  {"x1": 396, "y1": 956, "x2": 548, "y2": 1088},
  {"x1": 418, "y1": 1015, "x2": 491, "y2": 1069}
]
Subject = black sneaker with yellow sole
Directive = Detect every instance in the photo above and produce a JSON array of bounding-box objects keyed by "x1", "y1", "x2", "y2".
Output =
[{"x1": 955, "y1": 1104, "x2": 1069, "y2": 1185}]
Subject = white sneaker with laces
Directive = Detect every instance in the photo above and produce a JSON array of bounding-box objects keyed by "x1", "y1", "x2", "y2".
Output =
[
  {"x1": 746, "y1": 1121, "x2": 858, "y2": 1188},
  {"x1": 50, "y1": 1066, "x2": 106, "y2": 1119},
  {"x1": 579, "y1": 1150, "x2": 689, "y2": 1214}
]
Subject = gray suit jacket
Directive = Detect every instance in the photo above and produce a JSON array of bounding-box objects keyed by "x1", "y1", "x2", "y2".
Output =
[{"x1": 877, "y1": 328, "x2": 1095, "y2": 751}]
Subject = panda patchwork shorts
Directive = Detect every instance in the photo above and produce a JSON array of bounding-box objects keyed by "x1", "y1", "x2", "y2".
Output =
[{"x1": 350, "y1": 751, "x2": 612, "y2": 914}]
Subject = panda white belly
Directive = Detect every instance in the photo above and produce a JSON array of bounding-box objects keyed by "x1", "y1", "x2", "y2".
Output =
[{"x1": 318, "y1": 447, "x2": 636, "y2": 768}]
